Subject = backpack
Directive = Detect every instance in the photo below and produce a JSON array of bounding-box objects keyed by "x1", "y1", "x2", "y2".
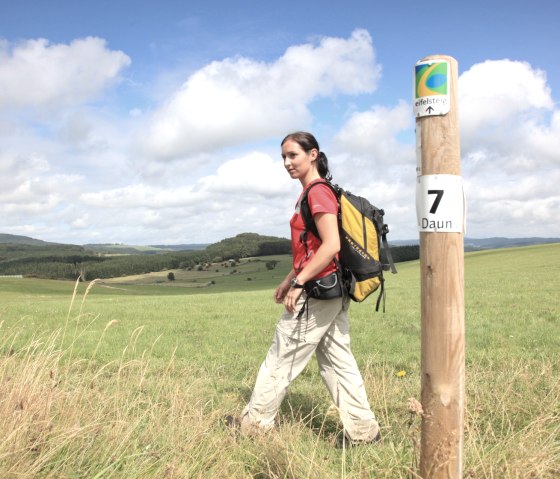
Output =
[{"x1": 299, "y1": 180, "x2": 397, "y2": 311}]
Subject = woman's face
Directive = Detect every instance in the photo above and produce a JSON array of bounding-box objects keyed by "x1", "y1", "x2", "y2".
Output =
[{"x1": 281, "y1": 139, "x2": 318, "y2": 181}]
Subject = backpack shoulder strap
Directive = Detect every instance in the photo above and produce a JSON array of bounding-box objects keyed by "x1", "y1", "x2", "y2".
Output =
[
  {"x1": 299, "y1": 180, "x2": 339, "y2": 239},
  {"x1": 380, "y1": 224, "x2": 398, "y2": 274}
]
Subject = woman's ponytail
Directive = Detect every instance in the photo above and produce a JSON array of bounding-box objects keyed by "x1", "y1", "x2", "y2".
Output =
[{"x1": 316, "y1": 151, "x2": 332, "y2": 181}]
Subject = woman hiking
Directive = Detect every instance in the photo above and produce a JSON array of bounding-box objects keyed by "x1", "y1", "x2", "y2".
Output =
[{"x1": 227, "y1": 131, "x2": 381, "y2": 447}]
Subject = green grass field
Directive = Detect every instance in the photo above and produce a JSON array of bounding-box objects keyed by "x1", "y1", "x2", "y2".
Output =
[{"x1": 1, "y1": 244, "x2": 558, "y2": 478}]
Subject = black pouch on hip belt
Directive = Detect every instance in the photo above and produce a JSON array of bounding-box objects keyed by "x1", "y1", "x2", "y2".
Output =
[{"x1": 304, "y1": 272, "x2": 343, "y2": 300}]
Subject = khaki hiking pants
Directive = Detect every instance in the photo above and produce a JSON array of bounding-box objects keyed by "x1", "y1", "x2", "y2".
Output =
[{"x1": 241, "y1": 294, "x2": 379, "y2": 441}]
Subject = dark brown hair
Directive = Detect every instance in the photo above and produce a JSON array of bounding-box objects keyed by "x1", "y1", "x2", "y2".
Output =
[{"x1": 281, "y1": 131, "x2": 332, "y2": 181}]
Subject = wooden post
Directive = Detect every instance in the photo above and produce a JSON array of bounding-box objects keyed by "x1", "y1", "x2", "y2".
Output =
[{"x1": 414, "y1": 55, "x2": 465, "y2": 478}]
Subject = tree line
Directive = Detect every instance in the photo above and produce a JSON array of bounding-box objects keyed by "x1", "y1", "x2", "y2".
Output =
[{"x1": 0, "y1": 233, "x2": 419, "y2": 280}]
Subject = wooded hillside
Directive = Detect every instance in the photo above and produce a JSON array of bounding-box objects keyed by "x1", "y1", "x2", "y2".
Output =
[
  {"x1": 0, "y1": 233, "x2": 292, "y2": 280},
  {"x1": 0, "y1": 232, "x2": 419, "y2": 280}
]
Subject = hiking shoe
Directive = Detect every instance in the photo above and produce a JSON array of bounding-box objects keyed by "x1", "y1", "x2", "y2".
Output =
[
  {"x1": 335, "y1": 429, "x2": 382, "y2": 449},
  {"x1": 223, "y1": 415, "x2": 241, "y2": 430}
]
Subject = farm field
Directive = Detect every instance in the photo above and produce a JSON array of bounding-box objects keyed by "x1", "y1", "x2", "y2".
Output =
[{"x1": 0, "y1": 244, "x2": 558, "y2": 478}]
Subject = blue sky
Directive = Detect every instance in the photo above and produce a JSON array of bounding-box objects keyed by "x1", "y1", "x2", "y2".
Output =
[{"x1": 0, "y1": 0, "x2": 558, "y2": 244}]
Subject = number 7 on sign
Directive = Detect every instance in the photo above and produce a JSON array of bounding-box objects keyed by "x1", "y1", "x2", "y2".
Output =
[{"x1": 428, "y1": 189, "x2": 444, "y2": 214}]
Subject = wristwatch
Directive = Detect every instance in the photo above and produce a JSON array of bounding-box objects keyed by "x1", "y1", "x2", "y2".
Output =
[{"x1": 290, "y1": 277, "x2": 304, "y2": 289}]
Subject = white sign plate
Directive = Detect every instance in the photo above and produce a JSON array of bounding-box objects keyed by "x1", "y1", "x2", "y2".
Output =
[
  {"x1": 416, "y1": 175, "x2": 465, "y2": 233},
  {"x1": 413, "y1": 60, "x2": 450, "y2": 117}
]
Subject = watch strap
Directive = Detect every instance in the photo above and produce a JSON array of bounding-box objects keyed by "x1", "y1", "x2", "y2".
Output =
[{"x1": 290, "y1": 277, "x2": 304, "y2": 288}]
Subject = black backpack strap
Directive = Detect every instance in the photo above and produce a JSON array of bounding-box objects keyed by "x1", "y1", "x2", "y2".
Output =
[
  {"x1": 375, "y1": 276, "x2": 386, "y2": 312},
  {"x1": 381, "y1": 227, "x2": 398, "y2": 274},
  {"x1": 299, "y1": 180, "x2": 332, "y2": 240},
  {"x1": 299, "y1": 180, "x2": 341, "y2": 275}
]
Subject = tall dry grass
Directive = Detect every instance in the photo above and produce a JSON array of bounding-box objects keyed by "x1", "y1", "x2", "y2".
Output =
[
  {"x1": 0, "y1": 279, "x2": 241, "y2": 478},
  {"x1": 0, "y1": 326, "x2": 248, "y2": 477},
  {"x1": 1, "y1": 328, "x2": 558, "y2": 478}
]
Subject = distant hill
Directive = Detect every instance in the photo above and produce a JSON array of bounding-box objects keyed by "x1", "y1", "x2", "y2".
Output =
[
  {"x1": 83, "y1": 243, "x2": 209, "y2": 255},
  {"x1": 149, "y1": 244, "x2": 209, "y2": 251},
  {"x1": 2, "y1": 232, "x2": 558, "y2": 253},
  {"x1": 390, "y1": 237, "x2": 560, "y2": 250},
  {"x1": 205, "y1": 232, "x2": 291, "y2": 259},
  {"x1": 0, "y1": 233, "x2": 57, "y2": 246},
  {"x1": 463, "y1": 237, "x2": 560, "y2": 249}
]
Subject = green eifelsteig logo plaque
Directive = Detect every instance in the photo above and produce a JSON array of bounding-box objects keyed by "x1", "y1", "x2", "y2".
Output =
[{"x1": 413, "y1": 60, "x2": 450, "y2": 117}]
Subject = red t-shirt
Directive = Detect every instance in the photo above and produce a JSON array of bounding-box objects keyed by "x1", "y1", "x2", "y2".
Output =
[{"x1": 290, "y1": 179, "x2": 339, "y2": 279}]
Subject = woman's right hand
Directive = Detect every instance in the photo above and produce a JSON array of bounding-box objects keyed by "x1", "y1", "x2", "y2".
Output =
[
  {"x1": 283, "y1": 285, "x2": 304, "y2": 313},
  {"x1": 274, "y1": 280, "x2": 290, "y2": 304}
]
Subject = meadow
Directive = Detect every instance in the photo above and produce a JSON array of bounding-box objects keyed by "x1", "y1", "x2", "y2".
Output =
[{"x1": 0, "y1": 244, "x2": 558, "y2": 478}]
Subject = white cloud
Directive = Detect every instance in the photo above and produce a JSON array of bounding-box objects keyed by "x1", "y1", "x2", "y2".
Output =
[
  {"x1": 197, "y1": 152, "x2": 291, "y2": 197},
  {"x1": 75, "y1": 151, "x2": 296, "y2": 243},
  {"x1": 0, "y1": 151, "x2": 49, "y2": 189},
  {"x1": 0, "y1": 172, "x2": 83, "y2": 211},
  {"x1": 1, "y1": 32, "x2": 559, "y2": 245},
  {"x1": 71, "y1": 214, "x2": 89, "y2": 229},
  {"x1": 81, "y1": 184, "x2": 202, "y2": 209},
  {"x1": 332, "y1": 100, "x2": 413, "y2": 171},
  {"x1": 80, "y1": 152, "x2": 290, "y2": 211},
  {"x1": 460, "y1": 60, "x2": 552, "y2": 131},
  {"x1": 457, "y1": 60, "x2": 559, "y2": 237},
  {"x1": 460, "y1": 60, "x2": 559, "y2": 170},
  {"x1": 139, "y1": 29, "x2": 380, "y2": 160},
  {"x1": 0, "y1": 37, "x2": 130, "y2": 111}
]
